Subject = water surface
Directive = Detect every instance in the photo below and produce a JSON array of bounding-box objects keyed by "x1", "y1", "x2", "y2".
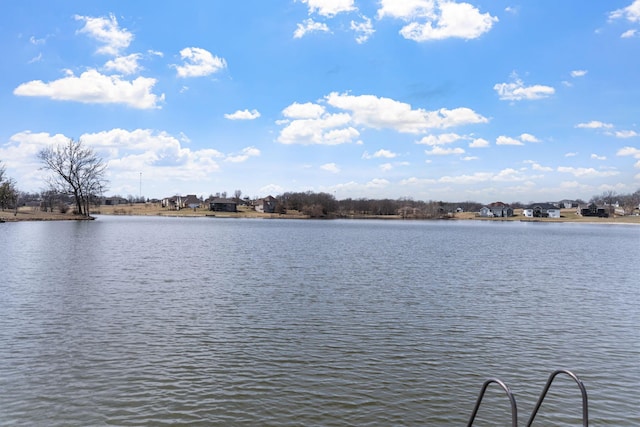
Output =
[{"x1": 1, "y1": 217, "x2": 638, "y2": 425}]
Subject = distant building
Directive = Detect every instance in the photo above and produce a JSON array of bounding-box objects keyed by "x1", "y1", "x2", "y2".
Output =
[
  {"x1": 255, "y1": 196, "x2": 277, "y2": 213},
  {"x1": 522, "y1": 203, "x2": 561, "y2": 218},
  {"x1": 209, "y1": 198, "x2": 237, "y2": 212},
  {"x1": 480, "y1": 202, "x2": 513, "y2": 218}
]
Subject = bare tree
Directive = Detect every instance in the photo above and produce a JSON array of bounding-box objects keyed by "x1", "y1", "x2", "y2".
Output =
[
  {"x1": 0, "y1": 161, "x2": 19, "y2": 212},
  {"x1": 38, "y1": 138, "x2": 108, "y2": 217}
]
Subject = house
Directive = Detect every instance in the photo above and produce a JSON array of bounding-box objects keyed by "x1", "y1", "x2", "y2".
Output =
[
  {"x1": 255, "y1": 196, "x2": 277, "y2": 213},
  {"x1": 522, "y1": 203, "x2": 561, "y2": 218},
  {"x1": 103, "y1": 197, "x2": 129, "y2": 206},
  {"x1": 182, "y1": 194, "x2": 201, "y2": 209},
  {"x1": 479, "y1": 202, "x2": 513, "y2": 218},
  {"x1": 209, "y1": 198, "x2": 237, "y2": 212},
  {"x1": 578, "y1": 203, "x2": 609, "y2": 218}
]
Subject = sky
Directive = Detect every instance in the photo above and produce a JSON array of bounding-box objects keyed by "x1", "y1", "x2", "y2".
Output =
[{"x1": 1, "y1": 0, "x2": 639, "y2": 204}]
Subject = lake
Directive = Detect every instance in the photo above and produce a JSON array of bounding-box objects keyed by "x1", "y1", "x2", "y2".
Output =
[{"x1": 0, "y1": 216, "x2": 638, "y2": 426}]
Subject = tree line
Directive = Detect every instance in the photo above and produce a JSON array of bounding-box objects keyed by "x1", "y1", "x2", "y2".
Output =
[{"x1": 2, "y1": 137, "x2": 639, "y2": 218}]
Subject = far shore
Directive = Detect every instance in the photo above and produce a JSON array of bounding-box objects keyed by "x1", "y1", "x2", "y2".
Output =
[{"x1": 3, "y1": 204, "x2": 640, "y2": 225}]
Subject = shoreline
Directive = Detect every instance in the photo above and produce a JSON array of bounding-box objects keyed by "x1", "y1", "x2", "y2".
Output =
[{"x1": 3, "y1": 205, "x2": 639, "y2": 225}]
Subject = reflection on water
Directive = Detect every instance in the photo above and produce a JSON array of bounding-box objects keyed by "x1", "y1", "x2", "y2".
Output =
[{"x1": 1, "y1": 217, "x2": 638, "y2": 425}]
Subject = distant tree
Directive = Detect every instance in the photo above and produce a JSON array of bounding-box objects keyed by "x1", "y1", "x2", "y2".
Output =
[
  {"x1": 38, "y1": 138, "x2": 108, "y2": 217},
  {"x1": 234, "y1": 189, "x2": 242, "y2": 201},
  {"x1": 0, "y1": 161, "x2": 19, "y2": 211}
]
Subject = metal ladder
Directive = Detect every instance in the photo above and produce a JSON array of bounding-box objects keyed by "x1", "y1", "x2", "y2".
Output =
[{"x1": 467, "y1": 369, "x2": 588, "y2": 426}]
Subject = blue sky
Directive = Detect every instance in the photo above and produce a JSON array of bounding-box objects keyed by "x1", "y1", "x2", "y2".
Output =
[{"x1": 1, "y1": 0, "x2": 639, "y2": 203}]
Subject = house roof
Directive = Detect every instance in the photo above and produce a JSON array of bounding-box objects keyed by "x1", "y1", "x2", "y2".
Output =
[{"x1": 526, "y1": 203, "x2": 559, "y2": 210}]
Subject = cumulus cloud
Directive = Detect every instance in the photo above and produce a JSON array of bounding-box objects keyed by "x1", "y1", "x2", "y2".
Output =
[
  {"x1": 294, "y1": 19, "x2": 330, "y2": 38},
  {"x1": 417, "y1": 133, "x2": 465, "y2": 145},
  {"x1": 75, "y1": 13, "x2": 133, "y2": 56},
  {"x1": 173, "y1": 47, "x2": 227, "y2": 78},
  {"x1": 351, "y1": 16, "x2": 375, "y2": 43},
  {"x1": 282, "y1": 102, "x2": 326, "y2": 119},
  {"x1": 438, "y1": 168, "x2": 527, "y2": 184},
  {"x1": 496, "y1": 135, "x2": 523, "y2": 146},
  {"x1": 575, "y1": 120, "x2": 614, "y2": 129},
  {"x1": 224, "y1": 109, "x2": 261, "y2": 120},
  {"x1": 621, "y1": 29, "x2": 638, "y2": 38},
  {"x1": 617, "y1": 146, "x2": 640, "y2": 169},
  {"x1": 557, "y1": 166, "x2": 619, "y2": 177},
  {"x1": 615, "y1": 130, "x2": 638, "y2": 138},
  {"x1": 494, "y1": 74, "x2": 555, "y2": 101},
  {"x1": 609, "y1": 0, "x2": 640, "y2": 22},
  {"x1": 299, "y1": 0, "x2": 356, "y2": 17},
  {"x1": 377, "y1": 0, "x2": 497, "y2": 41},
  {"x1": 570, "y1": 69, "x2": 588, "y2": 78},
  {"x1": 529, "y1": 162, "x2": 553, "y2": 172},
  {"x1": 104, "y1": 53, "x2": 142, "y2": 74},
  {"x1": 225, "y1": 146, "x2": 261, "y2": 163},
  {"x1": 591, "y1": 154, "x2": 607, "y2": 160},
  {"x1": 325, "y1": 92, "x2": 487, "y2": 132},
  {"x1": 469, "y1": 138, "x2": 489, "y2": 148},
  {"x1": 362, "y1": 149, "x2": 398, "y2": 159},
  {"x1": 424, "y1": 146, "x2": 465, "y2": 155},
  {"x1": 278, "y1": 112, "x2": 359, "y2": 145},
  {"x1": 13, "y1": 69, "x2": 164, "y2": 109},
  {"x1": 519, "y1": 133, "x2": 540, "y2": 143},
  {"x1": 277, "y1": 93, "x2": 487, "y2": 145}
]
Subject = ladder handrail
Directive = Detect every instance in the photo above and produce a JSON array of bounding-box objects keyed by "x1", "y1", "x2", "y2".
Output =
[
  {"x1": 526, "y1": 369, "x2": 588, "y2": 427},
  {"x1": 467, "y1": 378, "x2": 518, "y2": 427}
]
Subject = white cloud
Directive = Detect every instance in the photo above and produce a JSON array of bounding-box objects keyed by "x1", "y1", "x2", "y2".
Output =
[
  {"x1": 75, "y1": 14, "x2": 133, "y2": 56},
  {"x1": 380, "y1": 163, "x2": 393, "y2": 171},
  {"x1": 494, "y1": 74, "x2": 555, "y2": 101},
  {"x1": 417, "y1": 133, "x2": 465, "y2": 145},
  {"x1": 224, "y1": 109, "x2": 261, "y2": 120},
  {"x1": 461, "y1": 156, "x2": 478, "y2": 161},
  {"x1": 398, "y1": 1, "x2": 498, "y2": 41},
  {"x1": 469, "y1": 138, "x2": 489, "y2": 148},
  {"x1": 225, "y1": 146, "x2": 261, "y2": 163},
  {"x1": 282, "y1": 102, "x2": 326, "y2": 119},
  {"x1": 532, "y1": 163, "x2": 553, "y2": 172},
  {"x1": 621, "y1": 29, "x2": 638, "y2": 38},
  {"x1": 104, "y1": 53, "x2": 142, "y2": 75},
  {"x1": 278, "y1": 111, "x2": 359, "y2": 145},
  {"x1": 565, "y1": 152, "x2": 578, "y2": 157},
  {"x1": 321, "y1": 162, "x2": 341, "y2": 173},
  {"x1": 362, "y1": 149, "x2": 398, "y2": 159},
  {"x1": 617, "y1": 146, "x2": 640, "y2": 162},
  {"x1": 377, "y1": 0, "x2": 497, "y2": 41},
  {"x1": 277, "y1": 93, "x2": 487, "y2": 145},
  {"x1": 570, "y1": 70, "x2": 587, "y2": 78},
  {"x1": 519, "y1": 133, "x2": 540, "y2": 143},
  {"x1": 575, "y1": 120, "x2": 614, "y2": 129},
  {"x1": 615, "y1": 130, "x2": 638, "y2": 138},
  {"x1": 299, "y1": 0, "x2": 356, "y2": 17},
  {"x1": 496, "y1": 135, "x2": 523, "y2": 146},
  {"x1": 424, "y1": 146, "x2": 465, "y2": 155},
  {"x1": 557, "y1": 166, "x2": 619, "y2": 177},
  {"x1": 13, "y1": 69, "x2": 163, "y2": 109},
  {"x1": 438, "y1": 168, "x2": 526, "y2": 184},
  {"x1": 3, "y1": 129, "x2": 242, "y2": 196},
  {"x1": 377, "y1": 0, "x2": 436, "y2": 20},
  {"x1": 173, "y1": 47, "x2": 227, "y2": 78},
  {"x1": 351, "y1": 16, "x2": 375, "y2": 43},
  {"x1": 609, "y1": 0, "x2": 640, "y2": 22},
  {"x1": 294, "y1": 19, "x2": 330, "y2": 38},
  {"x1": 325, "y1": 92, "x2": 488, "y2": 132},
  {"x1": 591, "y1": 154, "x2": 607, "y2": 160}
]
